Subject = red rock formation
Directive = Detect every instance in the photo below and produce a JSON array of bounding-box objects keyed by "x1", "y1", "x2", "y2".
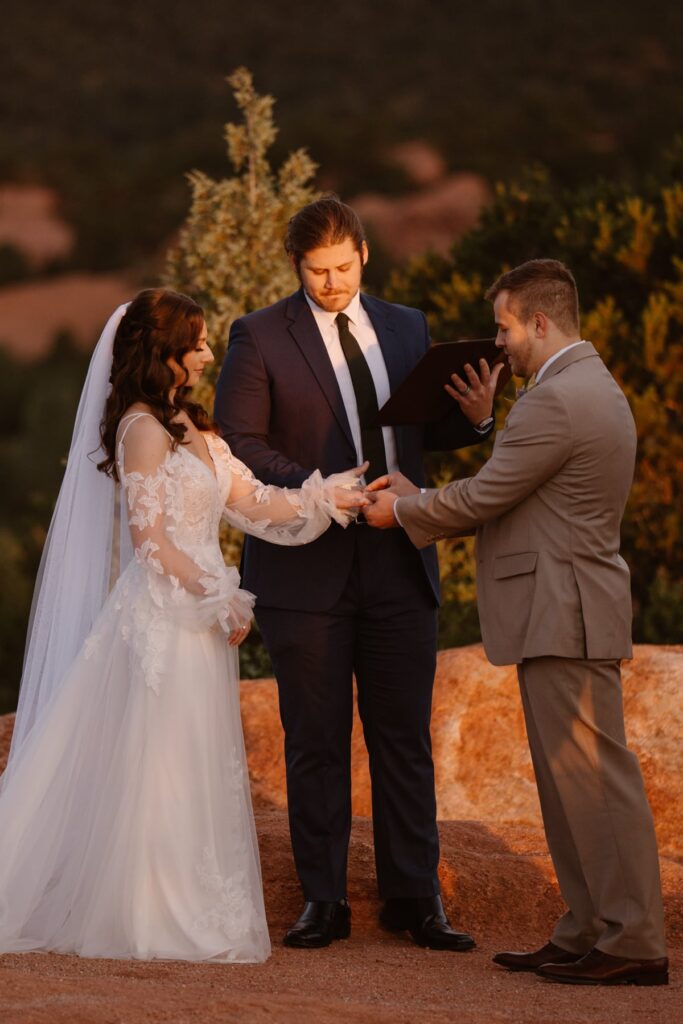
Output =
[
  {"x1": 352, "y1": 175, "x2": 491, "y2": 262},
  {"x1": 0, "y1": 273, "x2": 136, "y2": 360},
  {"x1": 0, "y1": 185, "x2": 74, "y2": 267},
  {"x1": 257, "y1": 809, "x2": 683, "y2": 946},
  {"x1": 240, "y1": 644, "x2": 683, "y2": 862},
  {"x1": 3, "y1": 643, "x2": 681, "y2": 868}
]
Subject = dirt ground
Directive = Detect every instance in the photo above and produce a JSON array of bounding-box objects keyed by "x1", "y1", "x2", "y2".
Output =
[{"x1": 1, "y1": 811, "x2": 680, "y2": 1024}]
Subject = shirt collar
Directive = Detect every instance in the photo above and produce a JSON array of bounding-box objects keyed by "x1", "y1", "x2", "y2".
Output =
[
  {"x1": 305, "y1": 290, "x2": 362, "y2": 328},
  {"x1": 535, "y1": 340, "x2": 586, "y2": 383}
]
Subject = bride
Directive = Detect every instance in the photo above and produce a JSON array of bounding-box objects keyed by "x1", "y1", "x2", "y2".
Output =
[{"x1": 0, "y1": 288, "x2": 367, "y2": 964}]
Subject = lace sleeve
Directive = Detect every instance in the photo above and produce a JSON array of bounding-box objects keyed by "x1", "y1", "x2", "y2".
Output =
[
  {"x1": 215, "y1": 439, "x2": 362, "y2": 545},
  {"x1": 118, "y1": 415, "x2": 254, "y2": 633}
]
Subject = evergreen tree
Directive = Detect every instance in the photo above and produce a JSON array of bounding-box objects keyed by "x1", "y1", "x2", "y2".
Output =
[
  {"x1": 166, "y1": 68, "x2": 319, "y2": 675},
  {"x1": 166, "y1": 67, "x2": 318, "y2": 403}
]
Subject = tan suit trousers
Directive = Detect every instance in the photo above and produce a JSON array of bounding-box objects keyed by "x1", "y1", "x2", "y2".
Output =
[{"x1": 518, "y1": 656, "x2": 666, "y2": 959}]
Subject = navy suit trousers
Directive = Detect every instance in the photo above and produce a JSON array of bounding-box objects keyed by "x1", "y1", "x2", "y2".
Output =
[{"x1": 256, "y1": 524, "x2": 440, "y2": 901}]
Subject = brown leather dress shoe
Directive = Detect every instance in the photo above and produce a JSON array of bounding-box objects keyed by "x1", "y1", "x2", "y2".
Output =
[
  {"x1": 493, "y1": 941, "x2": 584, "y2": 972},
  {"x1": 536, "y1": 947, "x2": 669, "y2": 986}
]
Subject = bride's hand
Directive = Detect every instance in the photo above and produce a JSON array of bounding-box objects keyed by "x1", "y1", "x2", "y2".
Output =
[
  {"x1": 228, "y1": 621, "x2": 252, "y2": 647},
  {"x1": 332, "y1": 462, "x2": 370, "y2": 510}
]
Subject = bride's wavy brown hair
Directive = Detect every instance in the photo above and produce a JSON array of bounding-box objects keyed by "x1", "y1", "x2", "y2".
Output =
[{"x1": 98, "y1": 288, "x2": 215, "y2": 480}]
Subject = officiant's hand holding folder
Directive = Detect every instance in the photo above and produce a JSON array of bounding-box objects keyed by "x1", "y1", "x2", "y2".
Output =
[{"x1": 378, "y1": 338, "x2": 511, "y2": 442}]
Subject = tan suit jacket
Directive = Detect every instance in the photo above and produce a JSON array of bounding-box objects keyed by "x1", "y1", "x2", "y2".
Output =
[{"x1": 396, "y1": 343, "x2": 637, "y2": 665}]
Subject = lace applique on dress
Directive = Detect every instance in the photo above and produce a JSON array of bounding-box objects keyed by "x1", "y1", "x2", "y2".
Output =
[
  {"x1": 83, "y1": 633, "x2": 101, "y2": 661},
  {"x1": 125, "y1": 468, "x2": 165, "y2": 529},
  {"x1": 111, "y1": 416, "x2": 354, "y2": 696},
  {"x1": 135, "y1": 538, "x2": 164, "y2": 575},
  {"x1": 110, "y1": 573, "x2": 168, "y2": 697},
  {"x1": 193, "y1": 847, "x2": 252, "y2": 941}
]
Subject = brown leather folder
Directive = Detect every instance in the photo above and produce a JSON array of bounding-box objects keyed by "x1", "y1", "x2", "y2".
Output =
[{"x1": 378, "y1": 338, "x2": 511, "y2": 426}]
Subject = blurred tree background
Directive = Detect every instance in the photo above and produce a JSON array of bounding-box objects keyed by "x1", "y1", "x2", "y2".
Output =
[
  {"x1": 1, "y1": 1, "x2": 682, "y2": 710},
  {"x1": 387, "y1": 153, "x2": 683, "y2": 649},
  {"x1": 0, "y1": 339, "x2": 90, "y2": 711},
  {"x1": 2, "y1": 0, "x2": 682, "y2": 277}
]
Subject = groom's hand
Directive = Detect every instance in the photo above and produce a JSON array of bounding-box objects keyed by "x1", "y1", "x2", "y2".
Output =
[
  {"x1": 445, "y1": 357, "x2": 503, "y2": 426},
  {"x1": 365, "y1": 471, "x2": 419, "y2": 498},
  {"x1": 363, "y1": 488, "x2": 400, "y2": 529},
  {"x1": 364, "y1": 472, "x2": 419, "y2": 527}
]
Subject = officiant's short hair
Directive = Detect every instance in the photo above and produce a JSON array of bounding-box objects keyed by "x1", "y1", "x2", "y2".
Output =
[
  {"x1": 486, "y1": 259, "x2": 580, "y2": 336},
  {"x1": 285, "y1": 194, "x2": 366, "y2": 268}
]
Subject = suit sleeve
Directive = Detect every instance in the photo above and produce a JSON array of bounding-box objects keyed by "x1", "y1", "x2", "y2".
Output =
[
  {"x1": 214, "y1": 317, "x2": 311, "y2": 487},
  {"x1": 396, "y1": 386, "x2": 572, "y2": 548}
]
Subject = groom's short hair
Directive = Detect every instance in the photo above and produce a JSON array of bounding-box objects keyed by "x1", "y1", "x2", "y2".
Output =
[
  {"x1": 285, "y1": 194, "x2": 366, "y2": 268},
  {"x1": 486, "y1": 259, "x2": 580, "y2": 336}
]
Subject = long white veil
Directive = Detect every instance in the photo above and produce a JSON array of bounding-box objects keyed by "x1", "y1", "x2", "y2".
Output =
[{"x1": 4, "y1": 303, "x2": 130, "y2": 778}]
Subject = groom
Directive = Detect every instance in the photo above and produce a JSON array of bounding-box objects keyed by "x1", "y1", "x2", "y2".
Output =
[
  {"x1": 215, "y1": 195, "x2": 496, "y2": 949},
  {"x1": 364, "y1": 259, "x2": 668, "y2": 986}
]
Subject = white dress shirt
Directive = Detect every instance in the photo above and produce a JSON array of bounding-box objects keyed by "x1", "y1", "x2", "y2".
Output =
[{"x1": 305, "y1": 290, "x2": 399, "y2": 475}]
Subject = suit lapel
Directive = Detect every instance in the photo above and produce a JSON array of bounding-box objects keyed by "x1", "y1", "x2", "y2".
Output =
[
  {"x1": 360, "y1": 293, "x2": 408, "y2": 392},
  {"x1": 285, "y1": 289, "x2": 355, "y2": 451}
]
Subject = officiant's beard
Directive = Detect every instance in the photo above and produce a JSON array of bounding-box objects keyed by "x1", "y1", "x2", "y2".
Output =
[
  {"x1": 299, "y1": 271, "x2": 365, "y2": 313},
  {"x1": 304, "y1": 287, "x2": 354, "y2": 312}
]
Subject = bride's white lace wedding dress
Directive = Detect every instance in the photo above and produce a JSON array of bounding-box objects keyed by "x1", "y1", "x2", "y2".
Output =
[{"x1": 0, "y1": 411, "x2": 356, "y2": 963}]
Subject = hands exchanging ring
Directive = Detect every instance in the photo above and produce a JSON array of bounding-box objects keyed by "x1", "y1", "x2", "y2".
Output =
[
  {"x1": 361, "y1": 471, "x2": 420, "y2": 529},
  {"x1": 328, "y1": 359, "x2": 500, "y2": 530}
]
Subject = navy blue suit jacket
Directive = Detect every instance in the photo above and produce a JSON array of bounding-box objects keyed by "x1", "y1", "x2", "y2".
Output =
[{"x1": 215, "y1": 288, "x2": 489, "y2": 610}]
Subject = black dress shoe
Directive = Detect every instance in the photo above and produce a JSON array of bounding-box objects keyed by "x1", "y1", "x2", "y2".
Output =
[
  {"x1": 283, "y1": 900, "x2": 351, "y2": 948},
  {"x1": 536, "y1": 947, "x2": 669, "y2": 986},
  {"x1": 493, "y1": 941, "x2": 585, "y2": 972},
  {"x1": 380, "y1": 896, "x2": 475, "y2": 951}
]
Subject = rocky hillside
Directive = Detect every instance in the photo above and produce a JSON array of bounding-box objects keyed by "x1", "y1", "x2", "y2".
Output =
[{"x1": 238, "y1": 644, "x2": 683, "y2": 862}]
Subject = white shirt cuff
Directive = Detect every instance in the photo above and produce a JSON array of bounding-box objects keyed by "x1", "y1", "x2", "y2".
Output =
[{"x1": 393, "y1": 488, "x2": 425, "y2": 528}]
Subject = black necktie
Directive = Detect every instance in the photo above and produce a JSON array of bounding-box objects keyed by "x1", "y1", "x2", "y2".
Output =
[{"x1": 335, "y1": 312, "x2": 388, "y2": 482}]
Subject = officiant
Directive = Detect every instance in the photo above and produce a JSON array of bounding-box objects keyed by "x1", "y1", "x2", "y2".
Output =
[{"x1": 215, "y1": 195, "x2": 499, "y2": 951}]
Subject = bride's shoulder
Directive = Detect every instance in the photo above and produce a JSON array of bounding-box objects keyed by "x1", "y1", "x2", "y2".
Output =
[{"x1": 117, "y1": 406, "x2": 171, "y2": 451}]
